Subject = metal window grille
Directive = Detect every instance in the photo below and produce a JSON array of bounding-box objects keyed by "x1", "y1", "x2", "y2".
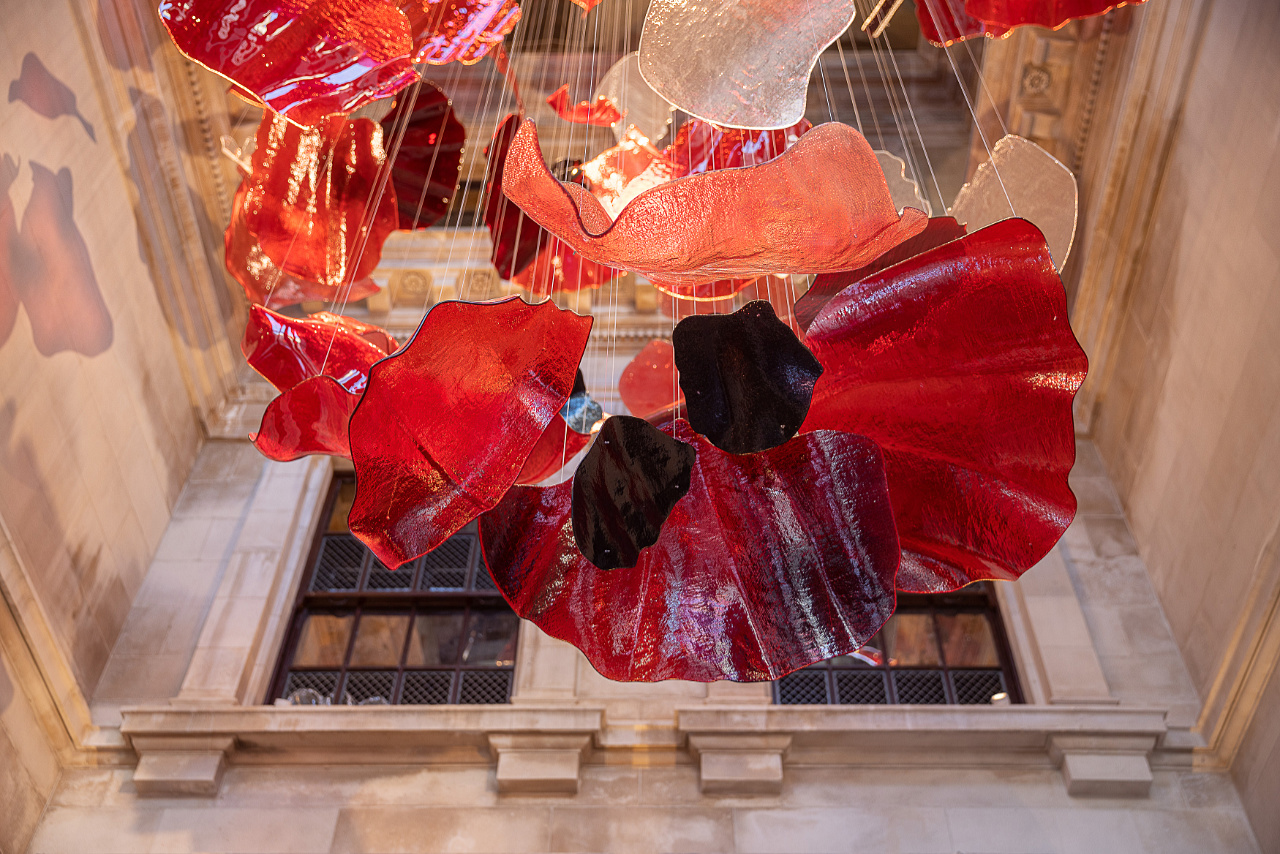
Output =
[
  {"x1": 773, "y1": 584, "x2": 1023, "y2": 706},
  {"x1": 270, "y1": 478, "x2": 518, "y2": 706}
]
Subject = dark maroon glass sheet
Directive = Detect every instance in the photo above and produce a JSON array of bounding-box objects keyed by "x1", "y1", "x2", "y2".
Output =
[
  {"x1": 484, "y1": 114, "x2": 545, "y2": 279},
  {"x1": 546, "y1": 85, "x2": 622, "y2": 127},
  {"x1": 802, "y1": 218, "x2": 1087, "y2": 592},
  {"x1": 794, "y1": 216, "x2": 967, "y2": 332},
  {"x1": 158, "y1": 0, "x2": 416, "y2": 125},
  {"x1": 480, "y1": 420, "x2": 900, "y2": 682},
  {"x1": 348, "y1": 297, "x2": 593, "y2": 569},
  {"x1": 380, "y1": 82, "x2": 466, "y2": 230},
  {"x1": 501, "y1": 119, "x2": 928, "y2": 285},
  {"x1": 243, "y1": 114, "x2": 398, "y2": 290}
]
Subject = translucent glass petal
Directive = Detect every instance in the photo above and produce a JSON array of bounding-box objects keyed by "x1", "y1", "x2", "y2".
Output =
[
  {"x1": 398, "y1": 0, "x2": 521, "y2": 65},
  {"x1": 593, "y1": 52, "x2": 673, "y2": 144},
  {"x1": 380, "y1": 82, "x2": 466, "y2": 230}
]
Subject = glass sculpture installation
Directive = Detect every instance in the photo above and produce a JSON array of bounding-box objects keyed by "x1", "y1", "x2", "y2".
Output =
[
  {"x1": 158, "y1": 0, "x2": 417, "y2": 125},
  {"x1": 242, "y1": 306, "x2": 397, "y2": 460},
  {"x1": 480, "y1": 421, "x2": 900, "y2": 681},
  {"x1": 242, "y1": 114, "x2": 399, "y2": 290},
  {"x1": 347, "y1": 297, "x2": 593, "y2": 569},
  {"x1": 398, "y1": 0, "x2": 522, "y2": 65},
  {"x1": 950, "y1": 134, "x2": 1078, "y2": 270},
  {"x1": 802, "y1": 219, "x2": 1088, "y2": 592},
  {"x1": 638, "y1": 0, "x2": 861, "y2": 129},
  {"x1": 379, "y1": 82, "x2": 466, "y2": 230},
  {"x1": 546, "y1": 85, "x2": 623, "y2": 127},
  {"x1": 501, "y1": 119, "x2": 929, "y2": 284},
  {"x1": 916, "y1": 0, "x2": 1147, "y2": 45}
]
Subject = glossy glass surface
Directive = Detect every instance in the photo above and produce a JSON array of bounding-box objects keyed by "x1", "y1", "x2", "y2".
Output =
[
  {"x1": 664, "y1": 118, "x2": 810, "y2": 175},
  {"x1": 293, "y1": 613, "x2": 354, "y2": 667},
  {"x1": 511, "y1": 237, "x2": 621, "y2": 295},
  {"x1": 158, "y1": 0, "x2": 416, "y2": 125},
  {"x1": 241, "y1": 305, "x2": 395, "y2": 395},
  {"x1": 349, "y1": 614, "x2": 413, "y2": 667},
  {"x1": 516, "y1": 414, "x2": 591, "y2": 484},
  {"x1": 348, "y1": 297, "x2": 594, "y2": 569},
  {"x1": 638, "y1": 0, "x2": 859, "y2": 129},
  {"x1": 802, "y1": 219, "x2": 1087, "y2": 593},
  {"x1": 405, "y1": 612, "x2": 465, "y2": 665},
  {"x1": 479, "y1": 420, "x2": 900, "y2": 682},
  {"x1": 484, "y1": 114, "x2": 546, "y2": 279},
  {"x1": 593, "y1": 52, "x2": 673, "y2": 144},
  {"x1": 460, "y1": 611, "x2": 519, "y2": 665},
  {"x1": 580, "y1": 126, "x2": 678, "y2": 219},
  {"x1": 617, "y1": 339, "x2": 682, "y2": 418},
  {"x1": 380, "y1": 82, "x2": 466, "y2": 230},
  {"x1": 398, "y1": 0, "x2": 521, "y2": 65},
  {"x1": 916, "y1": 0, "x2": 1146, "y2": 45},
  {"x1": 225, "y1": 183, "x2": 382, "y2": 309},
  {"x1": 501, "y1": 120, "x2": 928, "y2": 285},
  {"x1": 546, "y1": 85, "x2": 622, "y2": 126},
  {"x1": 251, "y1": 375, "x2": 360, "y2": 461},
  {"x1": 243, "y1": 114, "x2": 399, "y2": 289},
  {"x1": 950, "y1": 134, "x2": 1078, "y2": 270}
]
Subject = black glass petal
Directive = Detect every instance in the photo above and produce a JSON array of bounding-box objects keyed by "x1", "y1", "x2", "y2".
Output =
[
  {"x1": 571, "y1": 416, "x2": 696, "y2": 570},
  {"x1": 672, "y1": 300, "x2": 824, "y2": 454}
]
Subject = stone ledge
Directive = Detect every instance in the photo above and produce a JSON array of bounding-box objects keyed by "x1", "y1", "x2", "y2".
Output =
[
  {"x1": 687, "y1": 734, "x2": 792, "y2": 796},
  {"x1": 130, "y1": 735, "x2": 234, "y2": 797},
  {"x1": 488, "y1": 733, "x2": 592, "y2": 795}
]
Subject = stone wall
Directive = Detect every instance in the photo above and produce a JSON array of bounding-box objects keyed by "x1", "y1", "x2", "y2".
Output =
[
  {"x1": 0, "y1": 639, "x2": 59, "y2": 854},
  {"x1": 1087, "y1": 0, "x2": 1280, "y2": 847}
]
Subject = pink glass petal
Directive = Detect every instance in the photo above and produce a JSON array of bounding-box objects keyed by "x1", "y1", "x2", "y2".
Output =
[
  {"x1": 516, "y1": 414, "x2": 592, "y2": 484},
  {"x1": 380, "y1": 82, "x2": 466, "y2": 230},
  {"x1": 241, "y1": 304, "x2": 395, "y2": 394},
  {"x1": 348, "y1": 297, "x2": 594, "y2": 569},
  {"x1": 801, "y1": 219, "x2": 1088, "y2": 592},
  {"x1": 225, "y1": 183, "x2": 382, "y2": 309},
  {"x1": 398, "y1": 0, "x2": 521, "y2": 65},
  {"x1": 158, "y1": 0, "x2": 416, "y2": 126},
  {"x1": 546, "y1": 85, "x2": 623, "y2": 127},
  {"x1": 638, "y1": 0, "x2": 859, "y2": 129},
  {"x1": 502, "y1": 119, "x2": 929, "y2": 285},
  {"x1": 664, "y1": 118, "x2": 811, "y2": 176},
  {"x1": 793, "y1": 216, "x2": 967, "y2": 332},
  {"x1": 252, "y1": 375, "x2": 359, "y2": 461},
  {"x1": 618, "y1": 339, "x2": 682, "y2": 418},
  {"x1": 243, "y1": 114, "x2": 398, "y2": 289},
  {"x1": 479, "y1": 420, "x2": 900, "y2": 682}
]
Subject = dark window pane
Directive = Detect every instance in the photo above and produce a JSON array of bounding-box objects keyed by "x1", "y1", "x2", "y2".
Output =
[
  {"x1": 349, "y1": 614, "x2": 411, "y2": 667},
  {"x1": 312, "y1": 536, "x2": 365, "y2": 591},
  {"x1": 937, "y1": 613, "x2": 1000, "y2": 668},
  {"x1": 406, "y1": 612, "x2": 465, "y2": 666},
  {"x1": 401, "y1": 671, "x2": 453, "y2": 704},
  {"x1": 884, "y1": 614, "x2": 941, "y2": 666},
  {"x1": 835, "y1": 670, "x2": 888, "y2": 704},
  {"x1": 777, "y1": 671, "x2": 829, "y2": 704},
  {"x1": 461, "y1": 611, "x2": 519, "y2": 666},
  {"x1": 893, "y1": 670, "x2": 947, "y2": 704},
  {"x1": 952, "y1": 670, "x2": 1007, "y2": 705},
  {"x1": 420, "y1": 535, "x2": 473, "y2": 590},
  {"x1": 458, "y1": 670, "x2": 512, "y2": 704},
  {"x1": 342, "y1": 670, "x2": 397, "y2": 705},
  {"x1": 293, "y1": 614, "x2": 353, "y2": 667},
  {"x1": 365, "y1": 558, "x2": 415, "y2": 591},
  {"x1": 282, "y1": 671, "x2": 339, "y2": 704}
]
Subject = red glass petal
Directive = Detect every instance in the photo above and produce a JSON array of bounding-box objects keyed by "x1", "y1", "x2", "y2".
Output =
[
  {"x1": 479, "y1": 420, "x2": 900, "y2": 682},
  {"x1": 484, "y1": 114, "x2": 546, "y2": 279},
  {"x1": 380, "y1": 82, "x2": 466, "y2": 230},
  {"x1": 916, "y1": 0, "x2": 1144, "y2": 45},
  {"x1": 794, "y1": 216, "x2": 967, "y2": 332},
  {"x1": 511, "y1": 238, "x2": 620, "y2": 295},
  {"x1": 664, "y1": 117, "x2": 811, "y2": 176},
  {"x1": 501, "y1": 119, "x2": 928, "y2": 285},
  {"x1": 516, "y1": 414, "x2": 592, "y2": 485},
  {"x1": 546, "y1": 85, "x2": 623, "y2": 127},
  {"x1": 398, "y1": 0, "x2": 521, "y2": 65},
  {"x1": 251, "y1": 375, "x2": 359, "y2": 461},
  {"x1": 570, "y1": 0, "x2": 605, "y2": 10},
  {"x1": 225, "y1": 183, "x2": 382, "y2": 309},
  {"x1": 348, "y1": 297, "x2": 594, "y2": 568},
  {"x1": 915, "y1": 0, "x2": 1010, "y2": 45},
  {"x1": 580, "y1": 126, "x2": 678, "y2": 218},
  {"x1": 802, "y1": 219, "x2": 1087, "y2": 592},
  {"x1": 243, "y1": 114, "x2": 398, "y2": 289},
  {"x1": 618, "y1": 339, "x2": 682, "y2": 418},
  {"x1": 158, "y1": 0, "x2": 416, "y2": 126},
  {"x1": 241, "y1": 304, "x2": 394, "y2": 394}
]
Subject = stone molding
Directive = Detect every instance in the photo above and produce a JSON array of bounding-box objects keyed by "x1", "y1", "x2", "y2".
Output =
[
  {"x1": 488, "y1": 733, "x2": 594, "y2": 794},
  {"x1": 686, "y1": 733, "x2": 792, "y2": 796}
]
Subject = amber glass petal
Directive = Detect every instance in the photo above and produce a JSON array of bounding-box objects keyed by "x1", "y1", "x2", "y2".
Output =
[
  {"x1": 638, "y1": 0, "x2": 859, "y2": 129},
  {"x1": 479, "y1": 420, "x2": 900, "y2": 682},
  {"x1": 348, "y1": 297, "x2": 594, "y2": 569},
  {"x1": 398, "y1": 0, "x2": 521, "y2": 65},
  {"x1": 252, "y1": 376, "x2": 359, "y2": 461},
  {"x1": 571, "y1": 416, "x2": 696, "y2": 569},
  {"x1": 802, "y1": 219, "x2": 1088, "y2": 592},
  {"x1": 380, "y1": 82, "x2": 466, "y2": 230},
  {"x1": 793, "y1": 216, "x2": 967, "y2": 332},
  {"x1": 546, "y1": 85, "x2": 623, "y2": 127},
  {"x1": 618, "y1": 339, "x2": 682, "y2": 418},
  {"x1": 664, "y1": 118, "x2": 811, "y2": 176},
  {"x1": 241, "y1": 304, "x2": 394, "y2": 394},
  {"x1": 950, "y1": 134, "x2": 1077, "y2": 270},
  {"x1": 243, "y1": 114, "x2": 399, "y2": 289},
  {"x1": 594, "y1": 53, "x2": 673, "y2": 144},
  {"x1": 225, "y1": 183, "x2": 382, "y2": 309},
  {"x1": 516, "y1": 414, "x2": 591, "y2": 485},
  {"x1": 503, "y1": 120, "x2": 928, "y2": 284},
  {"x1": 158, "y1": 0, "x2": 416, "y2": 126}
]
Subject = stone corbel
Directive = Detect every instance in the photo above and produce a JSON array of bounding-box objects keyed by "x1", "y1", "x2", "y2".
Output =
[
  {"x1": 1049, "y1": 733, "x2": 1156, "y2": 797},
  {"x1": 686, "y1": 733, "x2": 792, "y2": 796},
  {"x1": 130, "y1": 735, "x2": 235, "y2": 797},
  {"x1": 488, "y1": 733, "x2": 592, "y2": 794}
]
